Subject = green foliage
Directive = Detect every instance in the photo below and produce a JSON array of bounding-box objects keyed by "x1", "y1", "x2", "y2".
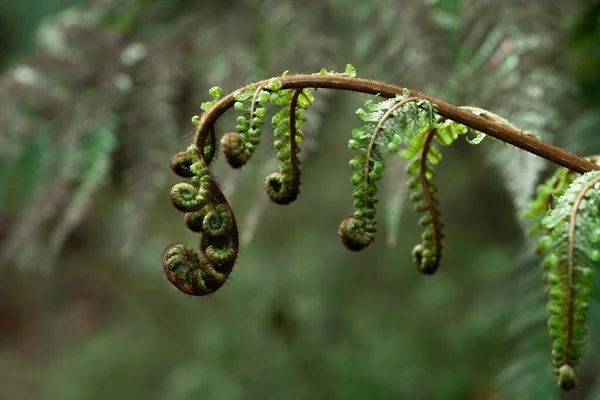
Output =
[
  {"x1": 341, "y1": 95, "x2": 414, "y2": 251},
  {"x1": 166, "y1": 64, "x2": 593, "y2": 395},
  {"x1": 4, "y1": 0, "x2": 600, "y2": 399},
  {"x1": 535, "y1": 170, "x2": 600, "y2": 389}
]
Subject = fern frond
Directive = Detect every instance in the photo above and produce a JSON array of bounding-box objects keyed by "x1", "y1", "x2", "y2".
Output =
[
  {"x1": 339, "y1": 94, "x2": 418, "y2": 251},
  {"x1": 220, "y1": 84, "x2": 270, "y2": 168},
  {"x1": 402, "y1": 119, "x2": 471, "y2": 274},
  {"x1": 537, "y1": 170, "x2": 600, "y2": 390},
  {"x1": 265, "y1": 86, "x2": 313, "y2": 205}
]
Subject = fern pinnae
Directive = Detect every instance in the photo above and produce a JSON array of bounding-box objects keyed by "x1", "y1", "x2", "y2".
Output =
[
  {"x1": 539, "y1": 170, "x2": 600, "y2": 390},
  {"x1": 221, "y1": 84, "x2": 269, "y2": 168},
  {"x1": 339, "y1": 96, "x2": 406, "y2": 251},
  {"x1": 265, "y1": 87, "x2": 311, "y2": 205},
  {"x1": 365, "y1": 97, "x2": 420, "y2": 181},
  {"x1": 408, "y1": 126, "x2": 444, "y2": 274}
]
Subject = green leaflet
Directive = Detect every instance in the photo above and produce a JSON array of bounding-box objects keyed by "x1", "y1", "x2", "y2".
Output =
[
  {"x1": 525, "y1": 167, "x2": 575, "y2": 238},
  {"x1": 537, "y1": 170, "x2": 600, "y2": 391},
  {"x1": 319, "y1": 63, "x2": 358, "y2": 77},
  {"x1": 200, "y1": 86, "x2": 223, "y2": 112}
]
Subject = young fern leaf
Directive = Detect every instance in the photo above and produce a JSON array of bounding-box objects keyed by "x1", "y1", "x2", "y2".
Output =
[
  {"x1": 537, "y1": 170, "x2": 600, "y2": 390},
  {"x1": 162, "y1": 145, "x2": 238, "y2": 296},
  {"x1": 401, "y1": 118, "x2": 471, "y2": 274},
  {"x1": 339, "y1": 95, "x2": 417, "y2": 251},
  {"x1": 220, "y1": 85, "x2": 270, "y2": 168},
  {"x1": 265, "y1": 87, "x2": 313, "y2": 205}
]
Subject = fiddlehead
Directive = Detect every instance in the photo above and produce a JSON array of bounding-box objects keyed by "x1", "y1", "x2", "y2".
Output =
[
  {"x1": 404, "y1": 126, "x2": 446, "y2": 274},
  {"x1": 220, "y1": 84, "x2": 270, "y2": 168},
  {"x1": 265, "y1": 87, "x2": 313, "y2": 205},
  {"x1": 401, "y1": 118, "x2": 476, "y2": 274},
  {"x1": 536, "y1": 170, "x2": 600, "y2": 390},
  {"x1": 162, "y1": 145, "x2": 238, "y2": 296},
  {"x1": 339, "y1": 95, "x2": 421, "y2": 251}
]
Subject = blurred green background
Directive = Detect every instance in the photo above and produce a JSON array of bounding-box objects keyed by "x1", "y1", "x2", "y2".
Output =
[{"x1": 1, "y1": 0, "x2": 600, "y2": 399}]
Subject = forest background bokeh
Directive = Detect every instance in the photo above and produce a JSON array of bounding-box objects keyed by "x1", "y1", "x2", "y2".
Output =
[{"x1": 1, "y1": 0, "x2": 600, "y2": 399}]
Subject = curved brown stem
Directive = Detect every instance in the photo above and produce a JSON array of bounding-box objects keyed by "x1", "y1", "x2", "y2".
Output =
[{"x1": 194, "y1": 74, "x2": 598, "y2": 174}]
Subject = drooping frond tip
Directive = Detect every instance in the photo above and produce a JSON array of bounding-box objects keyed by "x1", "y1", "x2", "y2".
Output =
[{"x1": 537, "y1": 170, "x2": 600, "y2": 390}]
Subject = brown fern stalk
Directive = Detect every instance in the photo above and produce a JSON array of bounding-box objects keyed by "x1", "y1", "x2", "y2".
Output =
[{"x1": 194, "y1": 74, "x2": 600, "y2": 175}]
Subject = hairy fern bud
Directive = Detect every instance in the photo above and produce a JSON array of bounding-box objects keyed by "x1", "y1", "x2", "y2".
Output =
[
  {"x1": 220, "y1": 131, "x2": 248, "y2": 168},
  {"x1": 339, "y1": 216, "x2": 374, "y2": 251},
  {"x1": 169, "y1": 150, "x2": 196, "y2": 177},
  {"x1": 169, "y1": 183, "x2": 207, "y2": 212},
  {"x1": 202, "y1": 204, "x2": 233, "y2": 239}
]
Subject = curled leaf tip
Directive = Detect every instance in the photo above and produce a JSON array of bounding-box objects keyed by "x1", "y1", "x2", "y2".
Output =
[
  {"x1": 169, "y1": 182, "x2": 206, "y2": 212},
  {"x1": 202, "y1": 204, "x2": 233, "y2": 239},
  {"x1": 339, "y1": 216, "x2": 374, "y2": 251},
  {"x1": 184, "y1": 209, "x2": 206, "y2": 233},
  {"x1": 412, "y1": 244, "x2": 438, "y2": 275},
  {"x1": 265, "y1": 172, "x2": 298, "y2": 205},
  {"x1": 221, "y1": 131, "x2": 249, "y2": 168},
  {"x1": 161, "y1": 244, "x2": 206, "y2": 296},
  {"x1": 170, "y1": 150, "x2": 196, "y2": 177},
  {"x1": 557, "y1": 365, "x2": 577, "y2": 391}
]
